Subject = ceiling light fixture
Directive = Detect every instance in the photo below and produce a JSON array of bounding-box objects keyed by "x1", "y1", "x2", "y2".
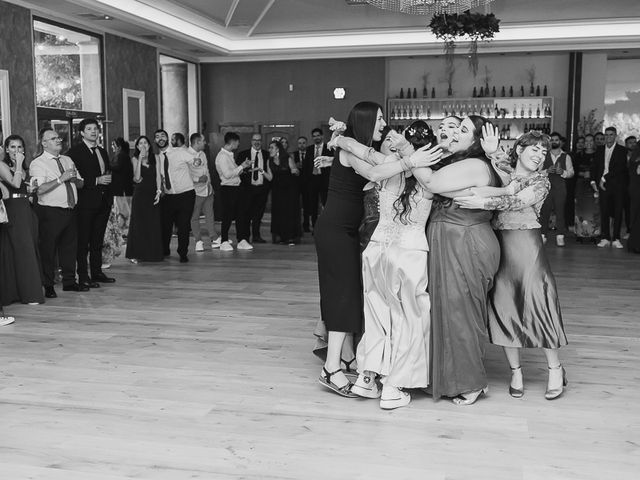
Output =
[{"x1": 362, "y1": 0, "x2": 495, "y2": 15}]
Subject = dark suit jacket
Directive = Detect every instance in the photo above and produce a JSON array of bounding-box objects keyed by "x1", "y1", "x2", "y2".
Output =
[
  {"x1": 302, "y1": 143, "x2": 333, "y2": 183},
  {"x1": 67, "y1": 142, "x2": 113, "y2": 209},
  {"x1": 591, "y1": 144, "x2": 629, "y2": 191},
  {"x1": 236, "y1": 148, "x2": 270, "y2": 188}
]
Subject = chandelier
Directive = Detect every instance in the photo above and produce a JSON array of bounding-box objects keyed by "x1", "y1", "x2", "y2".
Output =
[{"x1": 363, "y1": 0, "x2": 495, "y2": 15}]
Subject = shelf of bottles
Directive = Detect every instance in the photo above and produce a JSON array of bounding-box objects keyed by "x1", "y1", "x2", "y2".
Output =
[{"x1": 387, "y1": 96, "x2": 554, "y2": 141}]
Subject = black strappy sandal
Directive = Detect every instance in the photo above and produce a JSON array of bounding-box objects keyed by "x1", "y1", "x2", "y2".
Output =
[
  {"x1": 341, "y1": 357, "x2": 357, "y2": 373},
  {"x1": 318, "y1": 367, "x2": 358, "y2": 398}
]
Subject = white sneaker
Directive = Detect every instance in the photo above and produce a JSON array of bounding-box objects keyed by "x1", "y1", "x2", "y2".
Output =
[
  {"x1": 612, "y1": 239, "x2": 624, "y2": 249},
  {"x1": 541, "y1": 234, "x2": 547, "y2": 244},
  {"x1": 351, "y1": 372, "x2": 381, "y2": 399},
  {"x1": 212, "y1": 236, "x2": 222, "y2": 247},
  {"x1": 379, "y1": 385, "x2": 411, "y2": 410},
  {"x1": 101, "y1": 263, "x2": 111, "y2": 269},
  {"x1": 211, "y1": 241, "x2": 221, "y2": 249},
  {"x1": 220, "y1": 241, "x2": 234, "y2": 251},
  {"x1": 237, "y1": 239, "x2": 254, "y2": 250},
  {"x1": 195, "y1": 240, "x2": 204, "y2": 252},
  {"x1": 597, "y1": 239, "x2": 611, "y2": 248},
  {"x1": 130, "y1": 258, "x2": 138, "y2": 264},
  {"x1": 556, "y1": 235, "x2": 565, "y2": 247},
  {"x1": 0, "y1": 316, "x2": 16, "y2": 327}
]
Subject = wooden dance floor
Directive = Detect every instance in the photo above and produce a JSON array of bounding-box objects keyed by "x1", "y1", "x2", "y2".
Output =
[{"x1": 1, "y1": 232, "x2": 639, "y2": 479}]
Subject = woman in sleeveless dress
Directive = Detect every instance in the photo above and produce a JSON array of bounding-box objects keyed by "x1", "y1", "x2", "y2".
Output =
[
  {"x1": 342, "y1": 123, "x2": 437, "y2": 409},
  {"x1": 410, "y1": 116, "x2": 502, "y2": 405},
  {"x1": 455, "y1": 131, "x2": 569, "y2": 400},
  {"x1": 0, "y1": 135, "x2": 44, "y2": 306},
  {"x1": 126, "y1": 136, "x2": 164, "y2": 263},
  {"x1": 268, "y1": 140, "x2": 301, "y2": 245}
]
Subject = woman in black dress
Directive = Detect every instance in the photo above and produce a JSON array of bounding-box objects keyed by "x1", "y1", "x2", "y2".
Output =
[
  {"x1": 0, "y1": 135, "x2": 44, "y2": 306},
  {"x1": 628, "y1": 147, "x2": 640, "y2": 253},
  {"x1": 315, "y1": 101, "x2": 387, "y2": 397},
  {"x1": 268, "y1": 140, "x2": 301, "y2": 245},
  {"x1": 125, "y1": 136, "x2": 164, "y2": 263}
]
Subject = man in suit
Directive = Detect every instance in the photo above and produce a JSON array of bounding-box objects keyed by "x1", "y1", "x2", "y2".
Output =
[
  {"x1": 154, "y1": 129, "x2": 196, "y2": 262},
  {"x1": 67, "y1": 118, "x2": 115, "y2": 287},
  {"x1": 237, "y1": 133, "x2": 270, "y2": 245},
  {"x1": 591, "y1": 126, "x2": 629, "y2": 249},
  {"x1": 302, "y1": 128, "x2": 333, "y2": 230},
  {"x1": 293, "y1": 136, "x2": 311, "y2": 232},
  {"x1": 30, "y1": 127, "x2": 86, "y2": 298}
]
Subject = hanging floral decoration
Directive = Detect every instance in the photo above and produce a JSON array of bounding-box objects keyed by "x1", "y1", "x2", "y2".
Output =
[{"x1": 429, "y1": 10, "x2": 500, "y2": 76}]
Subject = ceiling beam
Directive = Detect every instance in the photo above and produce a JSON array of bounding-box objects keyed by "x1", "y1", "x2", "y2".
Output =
[
  {"x1": 225, "y1": 0, "x2": 240, "y2": 28},
  {"x1": 247, "y1": 0, "x2": 275, "y2": 37}
]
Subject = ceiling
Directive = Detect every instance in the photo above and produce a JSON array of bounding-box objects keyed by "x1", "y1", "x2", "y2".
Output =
[{"x1": 8, "y1": 0, "x2": 640, "y2": 62}]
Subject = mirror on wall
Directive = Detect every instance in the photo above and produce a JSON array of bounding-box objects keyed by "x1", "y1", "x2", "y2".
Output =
[
  {"x1": 122, "y1": 88, "x2": 145, "y2": 145},
  {"x1": 0, "y1": 70, "x2": 11, "y2": 143}
]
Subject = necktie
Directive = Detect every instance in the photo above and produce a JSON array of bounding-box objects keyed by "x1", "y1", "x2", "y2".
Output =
[
  {"x1": 252, "y1": 151, "x2": 259, "y2": 182},
  {"x1": 163, "y1": 153, "x2": 172, "y2": 191},
  {"x1": 313, "y1": 145, "x2": 321, "y2": 175},
  {"x1": 91, "y1": 147, "x2": 105, "y2": 174},
  {"x1": 53, "y1": 156, "x2": 76, "y2": 208}
]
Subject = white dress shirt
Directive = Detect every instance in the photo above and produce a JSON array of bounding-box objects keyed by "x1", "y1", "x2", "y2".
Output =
[
  {"x1": 603, "y1": 144, "x2": 615, "y2": 177},
  {"x1": 187, "y1": 147, "x2": 212, "y2": 197},
  {"x1": 216, "y1": 148, "x2": 243, "y2": 186},
  {"x1": 29, "y1": 151, "x2": 83, "y2": 208},
  {"x1": 158, "y1": 147, "x2": 195, "y2": 194}
]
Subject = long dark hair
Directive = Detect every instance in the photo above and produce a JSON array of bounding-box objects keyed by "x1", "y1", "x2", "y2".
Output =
[
  {"x1": 3, "y1": 134, "x2": 26, "y2": 169},
  {"x1": 394, "y1": 121, "x2": 437, "y2": 224},
  {"x1": 134, "y1": 136, "x2": 155, "y2": 165},
  {"x1": 269, "y1": 140, "x2": 289, "y2": 164},
  {"x1": 113, "y1": 137, "x2": 130, "y2": 156},
  {"x1": 344, "y1": 101, "x2": 383, "y2": 146}
]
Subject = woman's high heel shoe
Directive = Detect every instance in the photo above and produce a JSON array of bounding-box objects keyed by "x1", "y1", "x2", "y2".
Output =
[
  {"x1": 509, "y1": 366, "x2": 524, "y2": 398},
  {"x1": 545, "y1": 365, "x2": 568, "y2": 400},
  {"x1": 452, "y1": 387, "x2": 488, "y2": 406}
]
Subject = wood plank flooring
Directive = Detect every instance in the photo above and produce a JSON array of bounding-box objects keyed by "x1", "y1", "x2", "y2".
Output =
[{"x1": 1, "y1": 232, "x2": 639, "y2": 480}]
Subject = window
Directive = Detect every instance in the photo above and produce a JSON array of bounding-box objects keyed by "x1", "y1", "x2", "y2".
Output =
[{"x1": 33, "y1": 20, "x2": 103, "y2": 112}]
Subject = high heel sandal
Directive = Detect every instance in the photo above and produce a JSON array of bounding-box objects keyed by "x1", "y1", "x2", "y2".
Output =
[
  {"x1": 545, "y1": 365, "x2": 568, "y2": 400},
  {"x1": 318, "y1": 367, "x2": 358, "y2": 398},
  {"x1": 509, "y1": 366, "x2": 524, "y2": 398},
  {"x1": 452, "y1": 387, "x2": 488, "y2": 406},
  {"x1": 340, "y1": 357, "x2": 357, "y2": 373}
]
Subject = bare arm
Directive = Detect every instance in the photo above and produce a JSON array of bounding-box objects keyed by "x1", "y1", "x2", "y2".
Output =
[
  {"x1": 412, "y1": 158, "x2": 492, "y2": 194},
  {"x1": 132, "y1": 156, "x2": 142, "y2": 183},
  {"x1": 0, "y1": 162, "x2": 24, "y2": 189}
]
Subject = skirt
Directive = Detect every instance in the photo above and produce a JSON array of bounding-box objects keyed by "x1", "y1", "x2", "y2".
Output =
[
  {"x1": 357, "y1": 242, "x2": 430, "y2": 388},
  {"x1": 489, "y1": 229, "x2": 568, "y2": 349}
]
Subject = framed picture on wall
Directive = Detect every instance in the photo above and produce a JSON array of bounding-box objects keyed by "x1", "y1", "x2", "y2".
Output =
[
  {"x1": 0, "y1": 70, "x2": 12, "y2": 140},
  {"x1": 122, "y1": 88, "x2": 145, "y2": 146}
]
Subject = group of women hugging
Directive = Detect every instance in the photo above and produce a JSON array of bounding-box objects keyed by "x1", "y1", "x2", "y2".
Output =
[{"x1": 312, "y1": 101, "x2": 568, "y2": 409}]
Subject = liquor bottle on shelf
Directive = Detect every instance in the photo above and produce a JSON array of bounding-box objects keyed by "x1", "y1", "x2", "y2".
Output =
[
  {"x1": 536, "y1": 104, "x2": 541, "y2": 118},
  {"x1": 509, "y1": 86, "x2": 514, "y2": 97},
  {"x1": 520, "y1": 85, "x2": 525, "y2": 97},
  {"x1": 520, "y1": 104, "x2": 525, "y2": 118},
  {"x1": 431, "y1": 87, "x2": 436, "y2": 98},
  {"x1": 524, "y1": 123, "x2": 528, "y2": 133},
  {"x1": 501, "y1": 108, "x2": 507, "y2": 119},
  {"x1": 543, "y1": 85, "x2": 548, "y2": 96},
  {"x1": 506, "y1": 124, "x2": 512, "y2": 139},
  {"x1": 402, "y1": 105, "x2": 408, "y2": 119},
  {"x1": 443, "y1": 104, "x2": 449, "y2": 117},
  {"x1": 529, "y1": 83, "x2": 535, "y2": 96},
  {"x1": 501, "y1": 86, "x2": 506, "y2": 97},
  {"x1": 399, "y1": 88, "x2": 404, "y2": 99},
  {"x1": 494, "y1": 104, "x2": 500, "y2": 118},
  {"x1": 472, "y1": 103, "x2": 478, "y2": 115},
  {"x1": 408, "y1": 105, "x2": 413, "y2": 119},
  {"x1": 423, "y1": 86, "x2": 428, "y2": 98},
  {"x1": 536, "y1": 85, "x2": 541, "y2": 96},
  {"x1": 492, "y1": 86, "x2": 496, "y2": 97},
  {"x1": 447, "y1": 85, "x2": 453, "y2": 97},
  {"x1": 528, "y1": 104, "x2": 532, "y2": 118},
  {"x1": 406, "y1": 87, "x2": 412, "y2": 99},
  {"x1": 412, "y1": 87, "x2": 417, "y2": 99},
  {"x1": 390, "y1": 107, "x2": 396, "y2": 120},
  {"x1": 426, "y1": 105, "x2": 431, "y2": 119},
  {"x1": 512, "y1": 105, "x2": 517, "y2": 118},
  {"x1": 479, "y1": 86, "x2": 484, "y2": 97},
  {"x1": 473, "y1": 86, "x2": 477, "y2": 97}
]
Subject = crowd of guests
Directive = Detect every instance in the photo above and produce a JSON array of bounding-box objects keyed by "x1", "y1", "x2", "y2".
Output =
[
  {"x1": 543, "y1": 128, "x2": 640, "y2": 251},
  {"x1": 0, "y1": 119, "x2": 335, "y2": 325}
]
